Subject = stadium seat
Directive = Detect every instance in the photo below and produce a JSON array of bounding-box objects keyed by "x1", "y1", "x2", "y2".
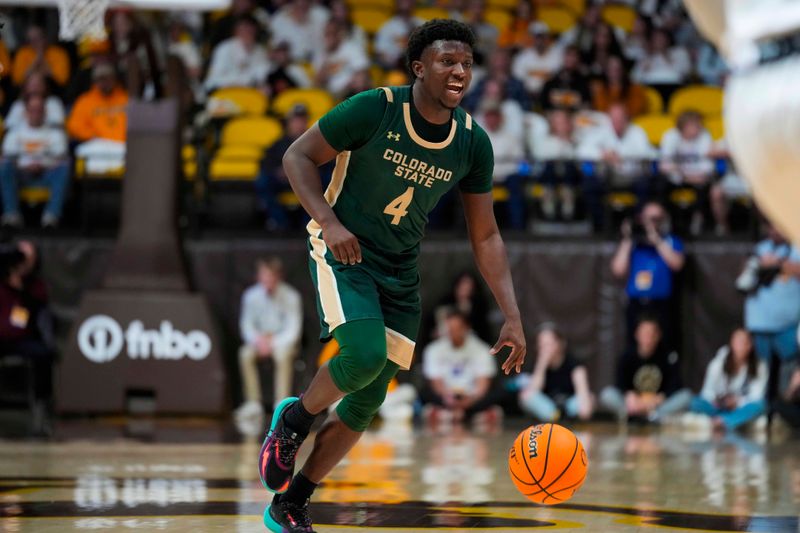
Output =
[
  {"x1": 351, "y1": 7, "x2": 391, "y2": 35},
  {"x1": 601, "y1": 4, "x2": 636, "y2": 32},
  {"x1": 486, "y1": 0, "x2": 518, "y2": 9},
  {"x1": 492, "y1": 185, "x2": 510, "y2": 202},
  {"x1": 413, "y1": 6, "x2": 450, "y2": 21},
  {"x1": 182, "y1": 144, "x2": 197, "y2": 181},
  {"x1": 272, "y1": 88, "x2": 336, "y2": 124},
  {"x1": 556, "y1": 0, "x2": 585, "y2": 15},
  {"x1": 209, "y1": 159, "x2": 260, "y2": 181},
  {"x1": 208, "y1": 87, "x2": 268, "y2": 116},
  {"x1": 344, "y1": 0, "x2": 393, "y2": 9},
  {"x1": 705, "y1": 115, "x2": 725, "y2": 140},
  {"x1": 484, "y1": 8, "x2": 513, "y2": 33},
  {"x1": 537, "y1": 6, "x2": 577, "y2": 34},
  {"x1": 220, "y1": 116, "x2": 283, "y2": 149},
  {"x1": 606, "y1": 191, "x2": 637, "y2": 211},
  {"x1": 668, "y1": 85, "x2": 724, "y2": 118},
  {"x1": 644, "y1": 86, "x2": 664, "y2": 114},
  {"x1": 18, "y1": 187, "x2": 50, "y2": 205},
  {"x1": 669, "y1": 187, "x2": 698, "y2": 208},
  {"x1": 633, "y1": 113, "x2": 675, "y2": 146}
]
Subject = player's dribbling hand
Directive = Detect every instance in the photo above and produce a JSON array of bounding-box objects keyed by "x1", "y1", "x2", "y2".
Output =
[
  {"x1": 323, "y1": 220, "x2": 362, "y2": 265},
  {"x1": 491, "y1": 318, "x2": 526, "y2": 375}
]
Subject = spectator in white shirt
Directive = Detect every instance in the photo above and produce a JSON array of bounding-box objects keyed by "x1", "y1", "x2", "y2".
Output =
[
  {"x1": 0, "y1": 95, "x2": 69, "y2": 228},
  {"x1": 5, "y1": 72, "x2": 64, "y2": 130},
  {"x1": 422, "y1": 309, "x2": 500, "y2": 427},
  {"x1": 689, "y1": 328, "x2": 767, "y2": 432},
  {"x1": 269, "y1": 0, "x2": 330, "y2": 62},
  {"x1": 659, "y1": 110, "x2": 723, "y2": 234},
  {"x1": 205, "y1": 15, "x2": 270, "y2": 91},
  {"x1": 481, "y1": 102, "x2": 526, "y2": 230},
  {"x1": 312, "y1": 20, "x2": 370, "y2": 98},
  {"x1": 329, "y1": 0, "x2": 367, "y2": 53},
  {"x1": 532, "y1": 109, "x2": 580, "y2": 220},
  {"x1": 265, "y1": 41, "x2": 313, "y2": 97},
  {"x1": 236, "y1": 258, "x2": 302, "y2": 436},
  {"x1": 577, "y1": 102, "x2": 656, "y2": 193},
  {"x1": 166, "y1": 18, "x2": 203, "y2": 102},
  {"x1": 696, "y1": 42, "x2": 728, "y2": 86},
  {"x1": 631, "y1": 28, "x2": 691, "y2": 93},
  {"x1": 511, "y1": 22, "x2": 564, "y2": 97},
  {"x1": 374, "y1": 0, "x2": 422, "y2": 70}
]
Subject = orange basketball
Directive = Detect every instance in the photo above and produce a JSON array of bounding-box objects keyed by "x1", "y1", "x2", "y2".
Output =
[{"x1": 508, "y1": 423, "x2": 588, "y2": 505}]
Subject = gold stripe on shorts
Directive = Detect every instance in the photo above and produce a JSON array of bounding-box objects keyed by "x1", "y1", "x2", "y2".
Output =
[
  {"x1": 309, "y1": 236, "x2": 345, "y2": 331},
  {"x1": 386, "y1": 327, "x2": 415, "y2": 370}
]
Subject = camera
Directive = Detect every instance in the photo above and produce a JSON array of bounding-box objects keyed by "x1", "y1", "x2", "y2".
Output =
[{"x1": 735, "y1": 256, "x2": 783, "y2": 294}]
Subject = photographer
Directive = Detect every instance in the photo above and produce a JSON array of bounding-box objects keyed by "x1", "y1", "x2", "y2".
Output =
[
  {"x1": 0, "y1": 240, "x2": 53, "y2": 406},
  {"x1": 738, "y1": 222, "x2": 800, "y2": 393},
  {"x1": 611, "y1": 201, "x2": 685, "y2": 348}
]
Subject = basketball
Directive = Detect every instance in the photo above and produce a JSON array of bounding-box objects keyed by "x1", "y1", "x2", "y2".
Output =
[{"x1": 508, "y1": 424, "x2": 588, "y2": 505}]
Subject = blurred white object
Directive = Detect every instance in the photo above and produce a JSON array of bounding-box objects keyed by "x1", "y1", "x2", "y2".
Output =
[
  {"x1": 685, "y1": 0, "x2": 800, "y2": 245},
  {"x1": 75, "y1": 139, "x2": 126, "y2": 174}
]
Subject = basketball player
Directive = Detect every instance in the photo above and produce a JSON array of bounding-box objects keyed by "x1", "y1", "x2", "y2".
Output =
[
  {"x1": 684, "y1": 0, "x2": 800, "y2": 246},
  {"x1": 258, "y1": 19, "x2": 526, "y2": 532}
]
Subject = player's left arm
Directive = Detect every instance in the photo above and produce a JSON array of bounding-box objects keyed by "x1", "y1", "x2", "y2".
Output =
[{"x1": 462, "y1": 190, "x2": 526, "y2": 374}]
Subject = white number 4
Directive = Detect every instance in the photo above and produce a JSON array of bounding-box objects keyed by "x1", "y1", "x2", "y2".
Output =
[{"x1": 383, "y1": 186, "x2": 414, "y2": 225}]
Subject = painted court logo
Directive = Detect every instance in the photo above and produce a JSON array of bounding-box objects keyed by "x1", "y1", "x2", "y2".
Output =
[{"x1": 78, "y1": 315, "x2": 211, "y2": 363}]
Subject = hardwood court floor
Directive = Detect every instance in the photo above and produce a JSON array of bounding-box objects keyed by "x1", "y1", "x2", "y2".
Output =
[{"x1": 0, "y1": 421, "x2": 798, "y2": 532}]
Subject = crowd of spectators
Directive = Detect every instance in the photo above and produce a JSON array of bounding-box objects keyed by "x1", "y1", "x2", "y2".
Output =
[{"x1": 0, "y1": 0, "x2": 747, "y2": 235}]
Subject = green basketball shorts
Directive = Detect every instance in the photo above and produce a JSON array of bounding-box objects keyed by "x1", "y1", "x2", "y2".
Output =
[{"x1": 307, "y1": 235, "x2": 420, "y2": 370}]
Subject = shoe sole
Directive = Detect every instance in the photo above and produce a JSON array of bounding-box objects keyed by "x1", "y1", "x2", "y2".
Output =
[
  {"x1": 263, "y1": 503, "x2": 283, "y2": 533},
  {"x1": 259, "y1": 396, "x2": 299, "y2": 494}
]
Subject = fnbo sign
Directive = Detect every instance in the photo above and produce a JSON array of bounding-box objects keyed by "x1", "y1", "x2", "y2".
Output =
[{"x1": 77, "y1": 315, "x2": 212, "y2": 363}]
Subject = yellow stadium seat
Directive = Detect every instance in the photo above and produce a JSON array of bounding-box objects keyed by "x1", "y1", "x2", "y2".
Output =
[
  {"x1": 215, "y1": 145, "x2": 264, "y2": 159},
  {"x1": 492, "y1": 185, "x2": 510, "y2": 202},
  {"x1": 633, "y1": 113, "x2": 676, "y2": 146},
  {"x1": 351, "y1": 7, "x2": 391, "y2": 35},
  {"x1": 19, "y1": 187, "x2": 50, "y2": 204},
  {"x1": 705, "y1": 115, "x2": 725, "y2": 140},
  {"x1": 369, "y1": 64, "x2": 385, "y2": 86},
  {"x1": 182, "y1": 144, "x2": 197, "y2": 181},
  {"x1": 606, "y1": 191, "x2": 637, "y2": 210},
  {"x1": 272, "y1": 88, "x2": 336, "y2": 124},
  {"x1": 484, "y1": 8, "x2": 512, "y2": 33},
  {"x1": 220, "y1": 116, "x2": 283, "y2": 149},
  {"x1": 209, "y1": 159, "x2": 260, "y2": 181},
  {"x1": 668, "y1": 85, "x2": 724, "y2": 118},
  {"x1": 209, "y1": 87, "x2": 268, "y2": 116},
  {"x1": 644, "y1": 86, "x2": 664, "y2": 114},
  {"x1": 413, "y1": 6, "x2": 450, "y2": 21},
  {"x1": 557, "y1": 0, "x2": 585, "y2": 16},
  {"x1": 669, "y1": 187, "x2": 698, "y2": 208},
  {"x1": 487, "y1": 0, "x2": 518, "y2": 9},
  {"x1": 601, "y1": 3, "x2": 636, "y2": 32},
  {"x1": 537, "y1": 6, "x2": 577, "y2": 34},
  {"x1": 278, "y1": 190, "x2": 301, "y2": 207},
  {"x1": 528, "y1": 183, "x2": 545, "y2": 199},
  {"x1": 344, "y1": 0, "x2": 394, "y2": 9}
]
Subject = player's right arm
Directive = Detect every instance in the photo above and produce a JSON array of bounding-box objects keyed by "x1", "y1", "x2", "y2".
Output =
[{"x1": 282, "y1": 124, "x2": 362, "y2": 265}]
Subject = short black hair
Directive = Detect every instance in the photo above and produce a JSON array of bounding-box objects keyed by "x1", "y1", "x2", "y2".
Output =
[
  {"x1": 405, "y1": 19, "x2": 476, "y2": 79},
  {"x1": 444, "y1": 307, "x2": 472, "y2": 327}
]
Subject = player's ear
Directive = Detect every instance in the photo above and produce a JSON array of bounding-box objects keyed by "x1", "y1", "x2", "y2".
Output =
[{"x1": 411, "y1": 59, "x2": 425, "y2": 80}]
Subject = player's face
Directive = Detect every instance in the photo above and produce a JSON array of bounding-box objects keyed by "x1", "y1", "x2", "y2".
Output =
[{"x1": 418, "y1": 40, "x2": 474, "y2": 110}]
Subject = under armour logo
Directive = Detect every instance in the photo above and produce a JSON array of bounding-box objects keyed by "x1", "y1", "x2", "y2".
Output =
[{"x1": 387, "y1": 131, "x2": 400, "y2": 141}]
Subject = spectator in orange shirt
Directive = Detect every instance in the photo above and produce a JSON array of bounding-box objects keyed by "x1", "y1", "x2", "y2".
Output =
[
  {"x1": 591, "y1": 55, "x2": 648, "y2": 118},
  {"x1": 11, "y1": 25, "x2": 71, "y2": 88},
  {"x1": 66, "y1": 62, "x2": 129, "y2": 143}
]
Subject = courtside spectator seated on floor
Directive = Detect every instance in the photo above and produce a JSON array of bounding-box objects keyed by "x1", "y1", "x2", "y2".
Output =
[
  {"x1": 5, "y1": 72, "x2": 65, "y2": 130},
  {"x1": 0, "y1": 95, "x2": 69, "y2": 229},
  {"x1": 235, "y1": 258, "x2": 302, "y2": 436},
  {"x1": 204, "y1": 15, "x2": 270, "y2": 92},
  {"x1": 66, "y1": 62, "x2": 128, "y2": 175},
  {"x1": 775, "y1": 367, "x2": 800, "y2": 428},
  {"x1": 659, "y1": 110, "x2": 721, "y2": 235},
  {"x1": 688, "y1": 328, "x2": 767, "y2": 432},
  {"x1": 611, "y1": 201, "x2": 685, "y2": 347},
  {"x1": 11, "y1": 25, "x2": 70, "y2": 89},
  {"x1": 421, "y1": 309, "x2": 501, "y2": 428},
  {"x1": 600, "y1": 317, "x2": 692, "y2": 423},
  {"x1": 519, "y1": 323, "x2": 594, "y2": 422}
]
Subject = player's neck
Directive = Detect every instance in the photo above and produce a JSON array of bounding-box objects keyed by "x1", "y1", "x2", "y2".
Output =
[{"x1": 411, "y1": 82, "x2": 452, "y2": 125}]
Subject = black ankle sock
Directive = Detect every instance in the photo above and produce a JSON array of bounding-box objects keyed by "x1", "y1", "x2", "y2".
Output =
[
  {"x1": 283, "y1": 472, "x2": 318, "y2": 505},
  {"x1": 282, "y1": 399, "x2": 317, "y2": 438}
]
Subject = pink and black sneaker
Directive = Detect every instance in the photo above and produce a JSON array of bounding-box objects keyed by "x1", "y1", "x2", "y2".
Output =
[
  {"x1": 263, "y1": 493, "x2": 316, "y2": 533},
  {"x1": 258, "y1": 396, "x2": 304, "y2": 494}
]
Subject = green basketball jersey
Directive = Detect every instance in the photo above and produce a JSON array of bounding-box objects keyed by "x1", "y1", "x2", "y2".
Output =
[{"x1": 314, "y1": 86, "x2": 494, "y2": 266}]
